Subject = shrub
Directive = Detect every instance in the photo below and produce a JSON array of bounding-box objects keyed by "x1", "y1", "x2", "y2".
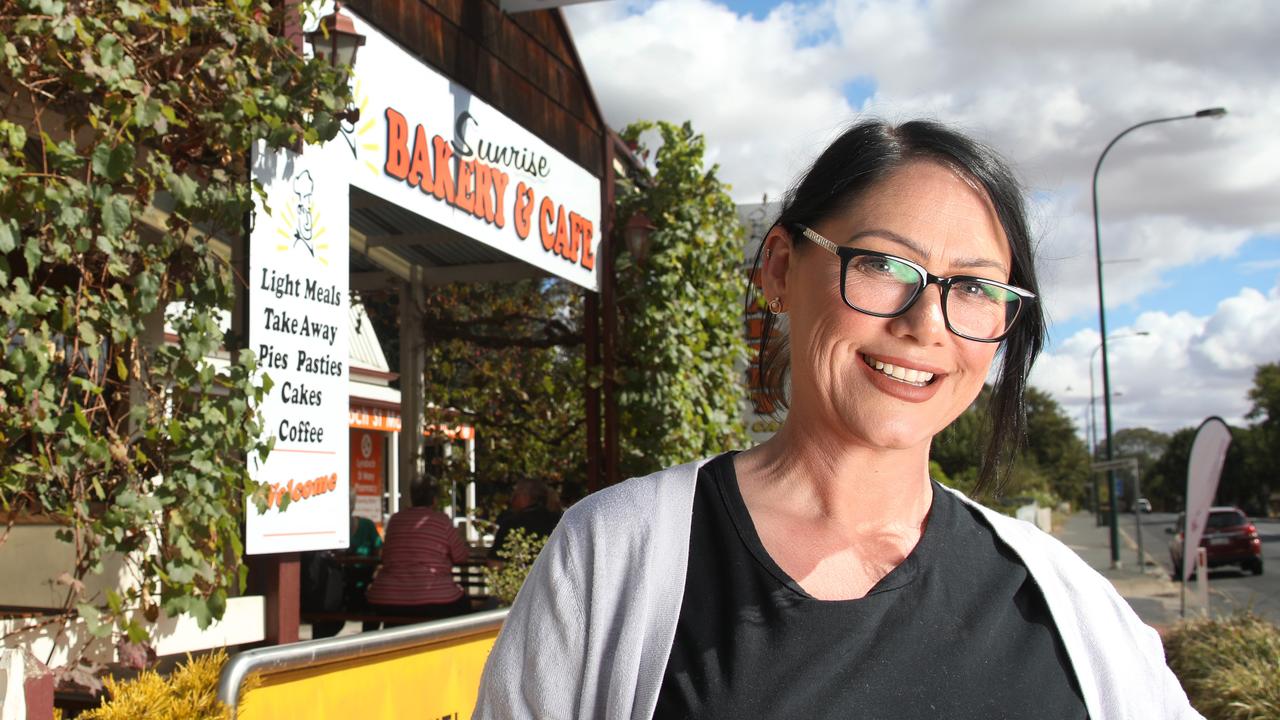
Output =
[
  {"x1": 1163, "y1": 612, "x2": 1280, "y2": 720},
  {"x1": 482, "y1": 528, "x2": 549, "y2": 606},
  {"x1": 78, "y1": 648, "x2": 255, "y2": 720}
]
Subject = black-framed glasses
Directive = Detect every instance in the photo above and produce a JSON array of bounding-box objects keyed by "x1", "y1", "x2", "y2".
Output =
[{"x1": 797, "y1": 225, "x2": 1036, "y2": 343}]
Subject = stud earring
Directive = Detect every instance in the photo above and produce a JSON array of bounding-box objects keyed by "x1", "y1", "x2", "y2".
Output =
[{"x1": 767, "y1": 297, "x2": 784, "y2": 314}]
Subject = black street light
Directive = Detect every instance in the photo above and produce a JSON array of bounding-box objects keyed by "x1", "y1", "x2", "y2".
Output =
[{"x1": 1092, "y1": 107, "x2": 1226, "y2": 568}]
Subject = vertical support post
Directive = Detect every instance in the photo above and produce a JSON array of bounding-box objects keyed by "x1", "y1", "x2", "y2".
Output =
[
  {"x1": 466, "y1": 435, "x2": 477, "y2": 541},
  {"x1": 398, "y1": 273, "x2": 424, "y2": 500},
  {"x1": 1134, "y1": 463, "x2": 1144, "y2": 570},
  {"x1": 601, "y1": 135, "x2": 620, "y2": 488},
  {"x1": 282, "y1": 0, "x2": 304, "y2": 53},
  {"x1": 251, "y1": 553, "x2": 300, "y2": 645},
  {"x1": 1194, "y1": 547, "x2": 1209, "y2": 615},
  {"x1": 388, "y1": 429, "x2": 400, "y2": 517},
  {"x1": 1088, "y1": 357, "x2": 1101, "y2": 524},
  {"x1": 585, "y1": 292, "x2": 601, "y2": 493}
]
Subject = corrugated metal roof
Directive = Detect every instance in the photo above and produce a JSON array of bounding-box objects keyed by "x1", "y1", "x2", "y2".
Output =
[
  {"x1": 349, "y1": 301, "x2": 390, "y2": 374},
  {"x1": 350, "y1": 189, "x2": 516, "y2": 269}
]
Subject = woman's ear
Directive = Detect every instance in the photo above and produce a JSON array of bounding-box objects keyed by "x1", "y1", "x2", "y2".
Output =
[{"x1": 761, "y1": 225, "x2": 793, "y2": 308}]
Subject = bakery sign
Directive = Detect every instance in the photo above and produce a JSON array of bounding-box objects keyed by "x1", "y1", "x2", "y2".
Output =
[{"x1": 341, "y1": 9, "x2": 603, "y2": 291}]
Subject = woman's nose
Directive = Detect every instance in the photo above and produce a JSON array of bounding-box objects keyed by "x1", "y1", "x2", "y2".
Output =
[{"x1": 887, "y1": 284, "x2": 948, "y2": 345}]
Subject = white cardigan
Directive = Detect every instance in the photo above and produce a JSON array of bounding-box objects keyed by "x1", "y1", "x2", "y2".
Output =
[{"x1": 474, "y1": 459, "x2": 1201, "y2": 719}]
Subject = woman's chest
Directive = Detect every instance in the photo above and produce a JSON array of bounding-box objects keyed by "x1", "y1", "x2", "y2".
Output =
[{"x1": 752, "y1": 515, "x2": 922, "y2": 600}]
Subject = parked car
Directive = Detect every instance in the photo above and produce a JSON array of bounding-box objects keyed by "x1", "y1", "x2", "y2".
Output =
[
  {"x1": 1166, "y1": 507, "x2": 1263, "y2": 578},
  {"x1": 1134, "y1": 498, "x2": 1152, "y2": 513}
]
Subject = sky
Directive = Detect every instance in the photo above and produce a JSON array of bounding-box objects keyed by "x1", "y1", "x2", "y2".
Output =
[{"x1": 563, "y1": 0, "x2": 1280, "y2": 440}]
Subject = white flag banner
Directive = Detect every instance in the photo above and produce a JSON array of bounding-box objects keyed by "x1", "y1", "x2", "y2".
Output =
[{"x1": 1181, "y1": 417, "x2": 1232, "y2": 582}]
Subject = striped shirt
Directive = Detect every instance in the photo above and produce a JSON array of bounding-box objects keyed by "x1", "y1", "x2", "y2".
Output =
[{"x1": 366, "y1": 507, "x2": 470, "y2": 606}]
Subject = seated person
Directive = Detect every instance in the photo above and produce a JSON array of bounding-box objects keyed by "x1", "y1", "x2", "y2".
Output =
[
  {"x1": 304, "y1": 495, "x2": 384, "y2": 639},
  {"x1": 488, "y1": 479, "x2": 563, "y2": 561},
  {"x1": 366, "y1": 477, "x2": 472, "y2": 622}
]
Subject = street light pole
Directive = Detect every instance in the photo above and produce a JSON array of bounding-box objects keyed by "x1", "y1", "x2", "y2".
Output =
[
  {"x1": 1087, "y1": 331, "x2": 1149, "y2": 523},
  {"x1": 1092, "y1": 107, "x2": 1226, "y2": 568}
]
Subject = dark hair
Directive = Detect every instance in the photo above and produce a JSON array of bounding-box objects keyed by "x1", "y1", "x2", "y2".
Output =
[
  {"x1": 746, "y1": 119, "x2": 1046, "y2": 493},
  {"x1": 514, "y1": 479, "x2": 550, "y2": 508},
  {"x1": 409, "y1": 477, "x2": 438, "y2": 508}
]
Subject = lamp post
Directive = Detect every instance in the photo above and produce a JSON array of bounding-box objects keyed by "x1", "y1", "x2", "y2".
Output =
[{"x1": 1092, "y1": 107, "x2": 1225, "y2": 567}]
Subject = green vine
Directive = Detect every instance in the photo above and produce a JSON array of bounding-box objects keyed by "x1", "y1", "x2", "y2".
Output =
[
  {"x1": 615, "y1": 120, "x2": 749, "y2": 476},
  {"x1": 0, "y1": 0, "x2": 352, "y2": 673}
]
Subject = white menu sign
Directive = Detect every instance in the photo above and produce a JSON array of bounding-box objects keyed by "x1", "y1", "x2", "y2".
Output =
[{"x1": 246, "y1": 139, "x2": 350, "y2": 554}]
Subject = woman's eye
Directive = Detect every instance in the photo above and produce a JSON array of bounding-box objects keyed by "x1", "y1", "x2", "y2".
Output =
[
  {"x1": 857, "y1": 257, "x2": 916, "y2": 283},
  {"x1": 957, "y1": 281, "x2": 1013, "y2": 302}
]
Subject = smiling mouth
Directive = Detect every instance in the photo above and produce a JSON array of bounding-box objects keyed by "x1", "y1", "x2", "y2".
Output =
[{"x1": 862, "y1": 354, "x2": 937, "y2": 388}]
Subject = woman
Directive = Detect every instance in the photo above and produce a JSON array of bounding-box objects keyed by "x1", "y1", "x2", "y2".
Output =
[
  {"x1": 474, "y1": 120, "x2": 1197, "y2": 718},
  {"x1": 365, "y1": 478, "x2": 472, "y2": 622}
]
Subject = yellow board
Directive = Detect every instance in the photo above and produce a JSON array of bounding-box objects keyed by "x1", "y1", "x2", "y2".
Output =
[{"x1": 238, "y1": 630, "x2": 498, "y2": 719}]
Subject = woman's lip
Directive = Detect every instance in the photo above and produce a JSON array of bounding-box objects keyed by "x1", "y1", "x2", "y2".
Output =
[
  {"x1": 859, "y1": 355, "x2": 945, "y2": 403},
  {"x1": 861, "y1": 353, "x2": 949, "y2": 377}
]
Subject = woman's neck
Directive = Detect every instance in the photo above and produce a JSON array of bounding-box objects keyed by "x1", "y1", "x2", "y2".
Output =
[{"x1": 736, "y1": 415, "x2": 934, "y2": 531}]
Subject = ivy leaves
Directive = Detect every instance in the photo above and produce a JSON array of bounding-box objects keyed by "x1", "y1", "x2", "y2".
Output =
[
  {"x1": 615, "y1": 121, "x2": 749, "y2": 477},
  {"x1": 0, "y1": 0, "x2": 351, "y2": 671}
]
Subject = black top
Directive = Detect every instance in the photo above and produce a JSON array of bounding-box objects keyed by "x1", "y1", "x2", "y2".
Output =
[{"x1": 653, "y1": 452, "x2": 1088, "y2": 719}]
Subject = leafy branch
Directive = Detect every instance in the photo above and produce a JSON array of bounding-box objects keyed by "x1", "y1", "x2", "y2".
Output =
[{"x1": 0, "y1": 0, "x2": 352, "y2": 680}]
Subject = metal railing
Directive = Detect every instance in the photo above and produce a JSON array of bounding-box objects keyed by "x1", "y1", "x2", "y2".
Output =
[{"x1": 216, "y1": 608, "x2": 507, "y2": 717}]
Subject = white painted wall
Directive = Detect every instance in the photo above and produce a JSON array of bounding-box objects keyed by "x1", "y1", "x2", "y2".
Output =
[{"x1": 0, "y1": 525, "x2": 131, "y2": 608}]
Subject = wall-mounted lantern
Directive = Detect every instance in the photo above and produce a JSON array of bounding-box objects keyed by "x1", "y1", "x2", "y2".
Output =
[
  {"x1": 624, "y1": 211, "x2": 657, "y2": 263},
  {"x1": 305, "y1": 5, "x2": 367, "y2": 123}
]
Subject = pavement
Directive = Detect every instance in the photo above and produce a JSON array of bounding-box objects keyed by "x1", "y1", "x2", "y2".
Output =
[{"x1": 1055, "y1": 512, "x2": 1186, "y2": 632}]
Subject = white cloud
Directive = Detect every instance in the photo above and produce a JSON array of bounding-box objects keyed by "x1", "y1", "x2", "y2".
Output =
[
  {"x1": 1032, "y1": 282, "x2": 1280, "y2": 435},
  {"x1": 1240, "y1": 258, "x2": 1280, "y2": 273},
  {"x1": 567, "y1": 0, "x2": 855, "y2": 202}
]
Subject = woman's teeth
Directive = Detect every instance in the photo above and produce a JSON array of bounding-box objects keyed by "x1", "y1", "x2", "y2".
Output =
[{"x1": 863, "y1": 354, "x2": 935, "y2": 387}]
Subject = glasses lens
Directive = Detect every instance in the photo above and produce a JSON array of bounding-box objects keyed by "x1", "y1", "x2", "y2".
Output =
[
  {"x1": 843, "y1": 254, "x2": 921, "y2": 314},
  {"x1": 946, "y1": 280, "x2": 1022, "y2": 340}
]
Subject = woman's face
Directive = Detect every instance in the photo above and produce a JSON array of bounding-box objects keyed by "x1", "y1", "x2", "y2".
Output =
[{"x1": 765, "y1": 160, "x2": 1012, "y2": 451}]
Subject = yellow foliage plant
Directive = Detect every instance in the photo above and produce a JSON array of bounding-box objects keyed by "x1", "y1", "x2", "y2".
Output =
[{"x1": 78, "y1": 649, "x2": 258, "y2": 720}]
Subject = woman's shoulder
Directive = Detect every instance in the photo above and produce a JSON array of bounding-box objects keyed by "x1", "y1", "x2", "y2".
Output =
[
  {"x1": 558, "y1": 457, "x2": 709, "y2": 536},
  {"x1": 391, "y1": 505, "x2": 450, "y2": 528},
  {"x1": 938, "y1": 486, "x2": 1109, "y2": 589},
  {"x1": 536, "y1": 456, "x2": 717, "y2": 573}
]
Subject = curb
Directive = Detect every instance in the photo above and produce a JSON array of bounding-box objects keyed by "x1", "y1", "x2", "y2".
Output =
[{"x1": 1117, "y1": 523, "x2": 1173, "y2": 581}]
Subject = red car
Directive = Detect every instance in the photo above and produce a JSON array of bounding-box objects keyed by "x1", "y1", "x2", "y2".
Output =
[{"x1": 1168, "y1": 507, "x2": 1264, "y2": 577}]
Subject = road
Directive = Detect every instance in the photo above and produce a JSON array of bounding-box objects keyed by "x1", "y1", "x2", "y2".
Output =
[{"x1": 1129, "y1": 512, "x2": 1280, "y2": 622}]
